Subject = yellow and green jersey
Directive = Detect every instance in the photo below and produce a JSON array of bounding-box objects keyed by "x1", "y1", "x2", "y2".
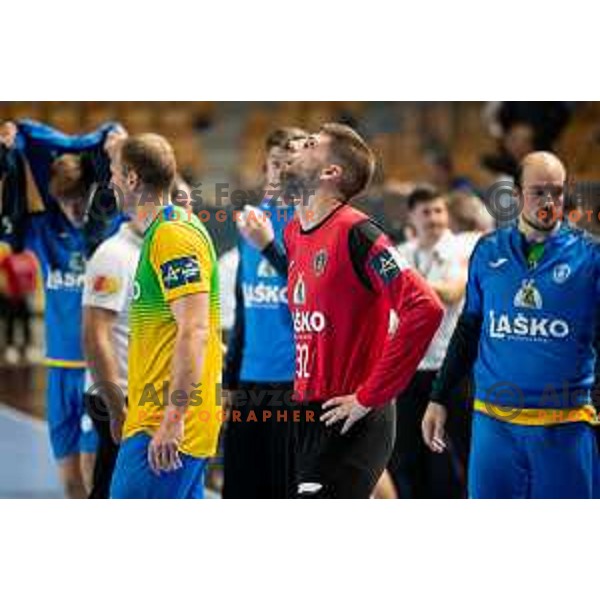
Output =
[{"x1": 124, "y1": 206, "x2": 223, "y2": 458}]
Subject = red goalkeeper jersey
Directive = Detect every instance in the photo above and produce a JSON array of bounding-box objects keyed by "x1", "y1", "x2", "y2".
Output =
[{"x1": 284, "y1": 204, "x2": 444, "y2": 408}]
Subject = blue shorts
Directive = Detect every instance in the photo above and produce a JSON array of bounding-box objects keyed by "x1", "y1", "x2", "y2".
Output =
[
  {"x1": 110, "y1": 433, "x2": 207, "y2": 499},
  {"x1": 47, "y1": 367, "x2": 97, "y2": 460},
  {"x1": 469, "y1": 412, "x2": 598, "y2": 499}
]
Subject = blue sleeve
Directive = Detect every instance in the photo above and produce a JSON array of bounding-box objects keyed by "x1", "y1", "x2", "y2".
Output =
[
  {"x1": 22, "y1": 213, "x2": 47, "y2": 260},
  {"x1": 16, "y1": 119, "x2": 119, "y2": 194},
  {"x1": 16, "y1": 120, "x2": 118, "y2": 153}
]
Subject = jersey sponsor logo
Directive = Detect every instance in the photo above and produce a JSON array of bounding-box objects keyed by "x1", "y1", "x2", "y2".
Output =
[
  {"x1": 160, "y1": 255, "x2": 201, "y2": 290},
  {"x1": 47, "y1": 269, "x2": 85, "y2": 290},
  {"x1": 489, "y1": 310, "x2": 570, "y2": 340},
  {"x1": 92, "y1": 274, "x2": 121, "y2": 296},
  {"x1": 293, "y1": 310, "x2": 326, "y2": 333},
  {"x1": 553, "y1": 263, "x2": 571, "y2": 284},
  {"x1": 489, "y1": 257, "x2": 508, "y2": 268},
  {"x1": 293, "y1": 273, "x2": 306, "y2": 305},
  {"x1": 370, "y1": 247, "x2": 405, "y2": 284},
  {"x1": 242, "y1": 283, "x2": 287, "y2": 306},
  {"x1": 133, "y1": 280, "x2": 141, "y2": 301},
  {"x1": 313, "y1": 249, "x2": 327, "y2": 276},
  {"x1": 297, "y1": 482, "x2": 323, "y2": 495},
  {"x1": 257, "y1": 258, "x2": 279, "y2": 279},
  {"x1": 514, "y1": 279, "x2": 542, "y2": 309}
]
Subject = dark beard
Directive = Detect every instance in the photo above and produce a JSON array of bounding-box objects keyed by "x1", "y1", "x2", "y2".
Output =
[
  {"x1": 280, "y1": 169, "x2": 318, "y2": 208},
  {"x1": 522, "y1": 210, "x2": 558, "y2": 232}
]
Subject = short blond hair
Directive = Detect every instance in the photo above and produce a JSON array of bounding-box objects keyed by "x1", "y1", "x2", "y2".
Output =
[
  {"x1": 120, "y1": 133, "x2": 177, "y2": 192},
  {"x1": 49, "y1": 154, "x2": 86, "y2": 201}
]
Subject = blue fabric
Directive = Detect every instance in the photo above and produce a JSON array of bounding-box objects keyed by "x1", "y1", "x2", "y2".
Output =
[
  {"x1": 1, "y1": 120, "x2": 124, "y2": 362},
  {"x1": 15, "y1": 119, "x2": 117, "y2": 207},
  {"x1": 238, "y1": 199, "x2": 294, "y2": 382},
  {"x1": 27, "y1": 211, "x2": 88, "y2": 362},
  {"x1": 469, "y1": 412, "x2": 597, "y2": 498},
  {"x1": 47, "y1": 367, "x2": 97, "y2": 459},
  {"x1": 110, "y1": 433, "x2": 207, "y2": 499},
  {"x1": 465, "y1": 224, "x2": 600, "y2": 410}
]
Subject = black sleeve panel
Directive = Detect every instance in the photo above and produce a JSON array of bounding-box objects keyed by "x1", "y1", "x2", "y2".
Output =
[
  {"x1": 222, "y1": 258, "x2": 245, "y2": 390},
  {"x1": 261, "y1": 240, "x2": 288, "y2": 279},
  {"x1": 347, "y1": 219, "x2": 384, "y2": 293},
  {"x1": 430, "y1": 311, "x2": 483, "y2": 408}
]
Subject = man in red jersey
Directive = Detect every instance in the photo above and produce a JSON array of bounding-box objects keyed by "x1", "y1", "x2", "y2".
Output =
[{"x1": 248, "y1": 123, "x2": 444, "y2": 498}]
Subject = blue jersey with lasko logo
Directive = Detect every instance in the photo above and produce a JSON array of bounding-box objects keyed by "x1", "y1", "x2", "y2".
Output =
[
  {"x1": 26, "y1": 209, "x2": 87, "y2": 364},
  {"x1": 238, "y1": 198, "x2": 294, "y2": 382},
  {"x1": 0, "y1": 120, "x2": 122, "y2": 365},
  {"x1": 466, "y1": 223, "x2": 600, "y2": 409}
]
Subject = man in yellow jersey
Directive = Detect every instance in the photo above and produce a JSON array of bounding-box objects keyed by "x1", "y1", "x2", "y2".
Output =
[{"x1": 107, "y1": 134, "x2": 222, "y2": 499}]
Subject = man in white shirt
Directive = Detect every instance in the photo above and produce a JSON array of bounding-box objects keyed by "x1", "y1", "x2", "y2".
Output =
[
  {"x1": 82, "y1": 220, "x2": 143, "y2": 498},
  {"x1": 389, "y1": 185, "x2": 470, "y2": 498}
]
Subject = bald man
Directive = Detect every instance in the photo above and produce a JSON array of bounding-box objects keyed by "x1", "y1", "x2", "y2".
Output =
[{"x1": 422, "y1": 152, "x2": 600, "y2": 498}]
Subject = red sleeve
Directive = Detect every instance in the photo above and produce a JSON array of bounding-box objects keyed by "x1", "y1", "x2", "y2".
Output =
[
  {"x1": 283, "y1": 216, "x2": 297, "y2": 258},
  {"x1": 350, "y1": 222, "x2": 444, "y2": 408}
]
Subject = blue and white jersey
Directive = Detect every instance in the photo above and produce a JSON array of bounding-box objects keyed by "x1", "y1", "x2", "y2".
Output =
[
  {"x1": 238, "y1": 198, "x2": 294, "y2": 383},
  {"x1": 466, "y1": 224, "x2": 600, "y2": 409}
]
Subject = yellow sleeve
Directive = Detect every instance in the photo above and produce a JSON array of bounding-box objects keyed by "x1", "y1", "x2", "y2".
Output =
[{"x1": 150, "y1": 221, "x2": 212, "y2": 303}]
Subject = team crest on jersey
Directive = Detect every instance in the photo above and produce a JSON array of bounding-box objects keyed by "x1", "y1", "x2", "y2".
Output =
[
  {"x1": 257, "y1": 258, "x2": 278, "y2": 278},
  {"x1": 553, "y1": 263, "x2": 571, "y2": 284},
  {"x1": 160, "y1": 256, "x2": 201, "y2": 290},
  {"x1": 293, "y1": 273, "x2": 306, "y2": 305},
  {"x1": 69, "y1": 252, "x2": 85, "y2": 274},
  {"x1": 313, "y1": 250, "x2": 328, "y2": 276},
  {"x1": 514, "y1": 279, "x2": 542, "y2": 309}
]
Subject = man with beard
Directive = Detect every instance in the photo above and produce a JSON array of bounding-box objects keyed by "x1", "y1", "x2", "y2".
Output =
[
  {"x1": 423, "y1": 152, "x2": 600, "y2": 498},
  {"x1": 222, "y1": 127, "x2": 306, "y2": 498},
  {"x1": 244, "y1": 123, "x2": 444, "y2": 498}
]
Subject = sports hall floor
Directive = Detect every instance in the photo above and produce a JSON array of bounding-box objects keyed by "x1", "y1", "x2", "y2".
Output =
[{"x1": 0, "y1": 364, "x2": 64, "y2": 498}]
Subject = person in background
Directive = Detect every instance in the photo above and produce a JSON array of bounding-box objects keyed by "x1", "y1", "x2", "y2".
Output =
[
  {"x1": 447, "y1": 192, "x2": 494, "y2": 260},
  {"x1": 423, "y1": 148, "x2": 475, "y2": 195},
  {"x1": 389, "y1": 185, "x2": 470, "y2": 498},
  {"x1": 0, "y1": 119, "x2": 124, "y2": 498},
  {"x1": 0, "y1": 246, "x2": 38, "y2": 364},
  {"x1": 222, "y1": 127, "x2": 306, "y2": 498}
]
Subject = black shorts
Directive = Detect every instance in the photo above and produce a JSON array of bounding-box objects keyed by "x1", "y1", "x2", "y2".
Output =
[
  {"x1": 222, "y1": 381, "x2": 295, "y2": 499},
  {"x1": 84, "y1": 393, "x2": 121, "y2": 499},
  {"x1": 293, "y1": 401, "x2": 396, "y2": 499}
]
